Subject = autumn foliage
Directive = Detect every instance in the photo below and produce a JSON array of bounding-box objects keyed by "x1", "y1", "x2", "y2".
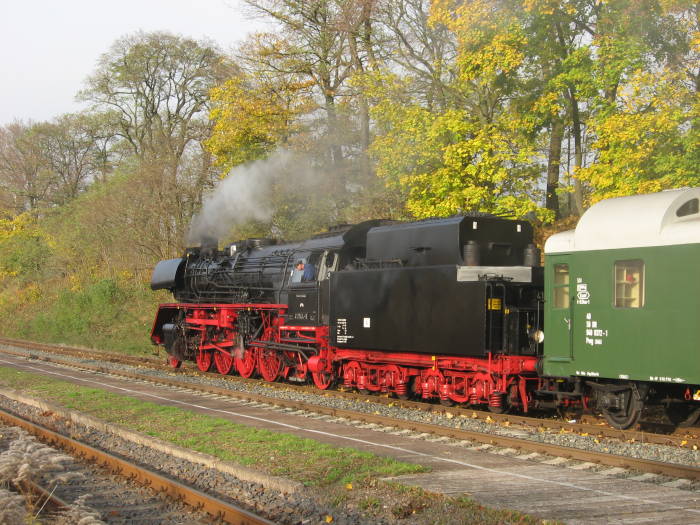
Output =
[{"x1": 0, "y1": 2, "x2": 697, "y2": 351}]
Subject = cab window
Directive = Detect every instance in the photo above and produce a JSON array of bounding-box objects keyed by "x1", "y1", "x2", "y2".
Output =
[
  {"x1": 552, "y1": 264, "x2": 569, "y2": 308},
  {"x1": 289, "y1": 251, "x2": 322, "y2": 285},
  {"x1": 317, "y1": 251, "x2": 339, "y2": 281},
  {"x1": 614, "y1": 260, "x2": 644, "y2": 308}
]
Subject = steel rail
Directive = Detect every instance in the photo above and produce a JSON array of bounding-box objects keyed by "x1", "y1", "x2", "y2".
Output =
[
  {"x1": 4, "y1": 349, "x2": 700, "y2": 483},
  {"x1": 16, "y1": 478, "x2": 70, "y2": 514},
  {"x1": 0, "y1": 408, "x2": 274, "y2": 525},
  {"x1": 0, "y1": 336, "x2": 698, "y2": 449}
]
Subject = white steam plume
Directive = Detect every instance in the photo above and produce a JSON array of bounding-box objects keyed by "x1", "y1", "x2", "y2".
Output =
[{"x1": 187, "y1": 149, "x2": 320, "y2": 245}]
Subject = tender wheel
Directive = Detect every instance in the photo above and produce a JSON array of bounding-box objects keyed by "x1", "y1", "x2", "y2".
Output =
[
  {"x1": 343, "y1": 361, "x2": 365, "y2": 392},
  {"x1": 603, "y1": 404, "x2": 643, "y2": 429},
  {"x1": 167, "y1": 355, "x2": 181, "y2": 369},
  {"x1": 196, "y1": 350, "x2": 213, "y2": 372},
  {"x1": 214, "y1": 351, "x2": 234, "y2": 375},
  {"x1": 396, "y1": 377, "x2": 416, "y2": 401},
  {"x1": 488, "y1": 391, "x2": 508, "y2": 414}
]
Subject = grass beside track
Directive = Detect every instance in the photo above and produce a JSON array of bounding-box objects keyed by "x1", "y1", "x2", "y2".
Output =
[{"x1": 0, "y1": 366, "x2": 547, "y2": 524}]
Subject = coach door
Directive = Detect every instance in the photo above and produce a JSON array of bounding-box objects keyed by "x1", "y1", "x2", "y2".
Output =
[{"x1": 545, "y1": 255, "x2": 574, "y2": 366}]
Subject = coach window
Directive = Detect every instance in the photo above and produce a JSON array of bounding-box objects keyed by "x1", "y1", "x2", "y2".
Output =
[
  {"x1": 614, "y1": 260, "x2": 644, "y2": 308},
  {"x1": 676, "y1": 198, "x2": 699, "y2": 217},
  {"x1": 553, "y1": 264, "x2": 569, "y2": 308}
]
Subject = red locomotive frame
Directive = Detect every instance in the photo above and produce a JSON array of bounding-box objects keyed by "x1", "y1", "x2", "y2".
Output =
[{"x1": 152, "y1": 302, "x2": 539, "y2": 412}]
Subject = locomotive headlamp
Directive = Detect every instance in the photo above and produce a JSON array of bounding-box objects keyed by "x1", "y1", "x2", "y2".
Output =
[{"x1": 530, "y1": 329, "x2": 545, "y2": 343}]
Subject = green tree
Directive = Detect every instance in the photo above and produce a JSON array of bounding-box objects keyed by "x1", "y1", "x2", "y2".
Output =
[
  {"x1": 0, "y1": 122, "x2": 54, "y2": 213},
  {"x1": 575, "y1": 1, "x2": 700, "y2": 201},
  {"x1": 79, "y1": 31, "x2": 234, "y2": 256},
  {"x1": 79, "y1": 31, "x2": 232, "y2": 161},
  {"x1": 206, "y1": 42, "x2": 312, "y2": 171},
  {"x1": 364, "y1": 0, "x2": 549, "y2": 220},
  {"x1": 31, "y1": 113, "x2": 113, "y2": 206}
]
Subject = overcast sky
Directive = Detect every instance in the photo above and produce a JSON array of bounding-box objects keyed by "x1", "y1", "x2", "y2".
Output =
[{"x1": 0, "y1": 0, "x2": 269, "y2": 126}]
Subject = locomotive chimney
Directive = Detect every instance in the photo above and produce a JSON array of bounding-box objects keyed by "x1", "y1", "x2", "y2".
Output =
[{"x1": 200, "y1": 235, "x2": 219, "y2": 257}]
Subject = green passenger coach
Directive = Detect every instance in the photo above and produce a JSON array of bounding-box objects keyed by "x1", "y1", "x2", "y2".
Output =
[{"x1": 543, "y1": 188, "x2": 700, "y2": 428}]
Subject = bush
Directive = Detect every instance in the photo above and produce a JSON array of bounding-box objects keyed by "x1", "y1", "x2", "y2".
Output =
[
  {"x1": 10, "y1": 278, "x2": 160, "y2": 355},
  {"x1": 0, "y1": 214, "x2": 51, "y2": 282}
]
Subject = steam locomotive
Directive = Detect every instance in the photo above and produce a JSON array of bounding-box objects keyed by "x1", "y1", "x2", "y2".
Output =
[{"x1": 151, "y1": 188, "x2": 700, "y2": 429}]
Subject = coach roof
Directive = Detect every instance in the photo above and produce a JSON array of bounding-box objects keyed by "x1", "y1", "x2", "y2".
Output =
[{"x1": 545, "y1": 187, "x2": 700, "y2": 253}]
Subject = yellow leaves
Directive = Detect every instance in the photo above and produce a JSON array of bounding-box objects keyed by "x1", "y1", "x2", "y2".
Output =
[
  {"x1": 68, "y1": 274, "x2": 82, "y2": 293},
  {"x1": 431, "y1": 0, "x2": 527, "y2": 84},
  {"x1": 692, "y1": 31, "x2": 700, "y2": 53},
  {"x1": 373, "y1": 97, "x2": 545, "y2": 220},
  {"x1": 522, "y1": 0, "x2": 568, "y2": 15},
  {"x1": 576, "y1": 62, "x2": 698, "y2": 203},
  {"x1": 345, "y1": 483, "x2": 353, "y2": 490},
  {"x1": 206, "y1": 72, "x2": 309, "y2": 171},
  {"x1": 533, "y1": 92, "x2": 563, "y2": 118},
  {"x1": 0, "y1": 212, "x2": 41, "y2": 242},
  {"x1": 325, "y1": 515, "x2": 334, "y2": 523}
]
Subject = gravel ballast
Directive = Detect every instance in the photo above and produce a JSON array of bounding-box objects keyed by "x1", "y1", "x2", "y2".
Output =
[
  {"x1": 8, "y1": 344, "x2": 697, "y2": 470},
  {"x1": 0, "y1": 391, "x2": 378, "y2": 525}
]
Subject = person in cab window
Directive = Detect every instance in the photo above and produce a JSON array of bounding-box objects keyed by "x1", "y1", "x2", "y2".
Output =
[
  {"x1": 293, "y1": 260, "x2": 316, "y2": 282},
  {"x1": 290, "y1": 261, "x2": 303, "y2": 283}
]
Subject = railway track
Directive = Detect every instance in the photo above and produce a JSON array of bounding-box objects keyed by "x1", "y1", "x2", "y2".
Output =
[
  {"x1": 0, "y1": 409, "x2": 274, "y2": 525},
  {"x1": 0, "y1": 335, "x2": 697, "y2": 450},
  {"x1": 0, "y1": 337, "x2": 698, "y2": 484},
  {"x1": 2, "y1": 336, "x2": 699, "y2": 523}
]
